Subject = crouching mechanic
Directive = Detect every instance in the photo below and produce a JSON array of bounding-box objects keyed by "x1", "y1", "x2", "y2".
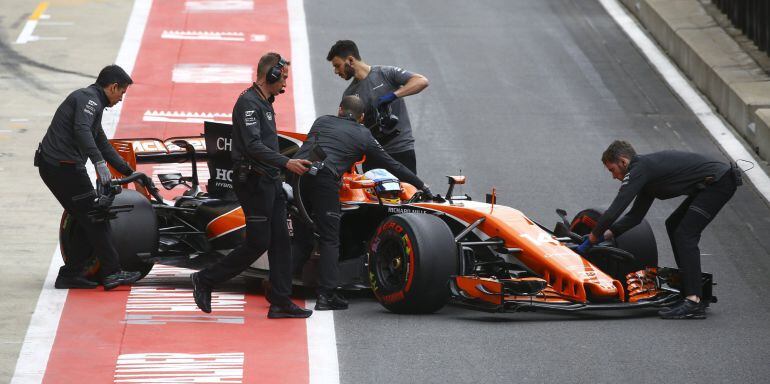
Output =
[
  {"x1": 584, "y1": 140, "x2": 740, "y2": 319},
  {"x1": 36, "y1": 64, "x2": 142, "y2": 290},
  {"x1": 292, "y1": 95, "x2": 431, "y2": 310},
  {"x1": 190, "y1": 52, "x2": 313, "y2": 319}
]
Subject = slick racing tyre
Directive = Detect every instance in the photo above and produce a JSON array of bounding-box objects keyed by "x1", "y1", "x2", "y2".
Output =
[
  {"x1": 570, "y1": 208, "x2": 657, "y2": 282},
  {"x1": 368, "y1": 213, "x2": 457, "y2": 314},
  {"x1": 60, "y1": 189, "x2": 157, "y2": 279}
]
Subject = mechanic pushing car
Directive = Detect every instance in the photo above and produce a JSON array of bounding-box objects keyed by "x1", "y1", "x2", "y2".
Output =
[
  {"x1": 190, "y1": 52, "x2": 313, "y2": 319},
  {"x1": 291, "y1": 95, "x2": 432, "y2": 310},
  {"x1": 35, "y1": 64, "x2": 142, "y2": 290},
  {"x1": 583, "y1": 140, "x2": 740, "y2": 319},
  {"x1": 327, "y1": 40, "x2": 429, "y2": 174}
]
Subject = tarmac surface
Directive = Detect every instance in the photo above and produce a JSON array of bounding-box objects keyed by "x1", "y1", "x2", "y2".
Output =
[
  {"x1": 1, "y1": 0, "x2": 769, "y2": 383},
  {"x1": 306, "y1": 1, "x2": 770, "y2": 383}
]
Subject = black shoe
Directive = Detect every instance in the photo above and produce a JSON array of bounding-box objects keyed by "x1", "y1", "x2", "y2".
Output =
[
  {"x1": 103, "y1": 270, "x2": 142, "y2": 291},
  {"x1": 268, "y1": 301, "x2": 313, "y2": 319},
  {"x1": 54, "y1": 275, "x2": 98, "y2": 289},
  {"x1": 190, "y1": 272, "x2": 212, "y2": 313},
  {"x1": 659, "y1": 298, "x2": 706, "y2": 319},
  {"x1": 315, "y1": 293, "x2": 349, "y2": 311}
]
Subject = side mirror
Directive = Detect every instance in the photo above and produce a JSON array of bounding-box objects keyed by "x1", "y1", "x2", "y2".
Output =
[
  {"x1": 447, "y1": 175, "x2": 466, "y2": 185},
  {"x1": 445, "y1": 175, "x2": 467, "y2": 204},
  {"x1": 158, "y1": 173, "x2": 184, "y2": 190},
  {"x1": 348, "y1": 179, "x2": 375, "y2": 189}
]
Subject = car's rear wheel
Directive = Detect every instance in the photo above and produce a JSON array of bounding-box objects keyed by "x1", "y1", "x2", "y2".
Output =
[
  {"x1": 60, "y1": 189, "x2": 157, "y2": 279},
  {"x1": 368, "y1": 213, "x2": 457, "y2": 314},
  {"x1": 570, "y1": 208, "x2": 658, "y2": 282}
]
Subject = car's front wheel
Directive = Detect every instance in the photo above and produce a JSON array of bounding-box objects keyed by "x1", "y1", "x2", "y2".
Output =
[{"x1": 368, "y1": 213, "x2": 457, "y2": 314}]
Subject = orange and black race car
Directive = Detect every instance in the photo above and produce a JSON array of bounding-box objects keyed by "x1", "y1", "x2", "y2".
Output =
[{"x1": 60, "y1": 122, "x2": 716, "y2": 315}]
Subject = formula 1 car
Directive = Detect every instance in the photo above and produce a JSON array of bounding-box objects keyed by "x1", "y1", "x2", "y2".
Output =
[{"x1": 60, "y1": 122, "x2": 716, "y2": 314}]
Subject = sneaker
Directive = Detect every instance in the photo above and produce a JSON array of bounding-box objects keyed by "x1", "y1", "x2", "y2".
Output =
[
  {"x1": 315, "y1": 293, "x2": 348, "y2": 311},
  {"x1": 268, "y1": 301, "x2": 313, "y2": 319},
  {"x1": 659, "y1": 298, "x2": 706, "y2": 319},
  {"x1": 54, "y1": 275, "x2": 98, "y2": 289},
  {"x1": 190, "y1": 272, "x2": 212, "y2": 313},
  {"x1": 103, "y1": 270, "x2": 142, "y2": 291}
]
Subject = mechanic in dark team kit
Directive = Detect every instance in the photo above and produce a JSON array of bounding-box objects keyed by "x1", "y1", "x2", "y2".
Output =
[
  {"x1": 327, "y1": 40, "x2": 429, "y2": 174},
  {"x1": 35, "y1": 64, "x2": 142, "y2": 290},
  {"x1": 292, "y1": 95, "x2": 431, "y2": 310},
  {"x1": 190, "y1": 52, "x2": 313, "y2": 319},
  {"x1": 584, "y1": 140, "x2": 740, "y2": 319}
]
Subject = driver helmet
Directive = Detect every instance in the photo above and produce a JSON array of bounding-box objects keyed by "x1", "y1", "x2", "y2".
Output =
[{"x1": 363, "y1": 169, "x2": 402, "y2": 204}]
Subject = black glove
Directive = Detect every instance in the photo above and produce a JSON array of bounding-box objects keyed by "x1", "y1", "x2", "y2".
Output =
[
  {"x1": 95, "y1": 193, "x2": 115, "y2": 209},
  {"x1": 420, "y1": 186, "x2": 433, "y2": 200}
]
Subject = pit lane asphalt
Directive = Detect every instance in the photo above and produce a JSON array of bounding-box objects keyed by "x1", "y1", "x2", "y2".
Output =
[
  {"x1": 306, "y1": 1, "x2": 770, "y2": 383},
  {"x1": 0, "y1": 1, "x2": 133, "y2": 381}
]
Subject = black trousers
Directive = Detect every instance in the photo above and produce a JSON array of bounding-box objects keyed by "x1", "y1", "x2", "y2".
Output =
[
  {"x1": 198, "y1": 170, "x2": 293, "y2": 303},
  {"x1": 38, "y1": 160, "x2": 121, "y2": 277},
  {"x1": 292, "y1": 169, "x2": 341, "y2": 295},
  {"x1": 665, "y1": 172, "x2": 737, "y2": 297},
  {"x1": 363, "y1": 148, "x2": 417, "y2": 174}
]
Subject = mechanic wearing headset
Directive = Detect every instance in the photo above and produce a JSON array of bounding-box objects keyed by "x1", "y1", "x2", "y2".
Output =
[
  {"x1": 190, "y1": 52, "x2": 313, "y2": 319},
  {"x1": 583, "y1": 140, "x2": 740, "y2": 319},
  {"x1": 291, "y1": 95, "x2": 431, "y2": 310},
  {"x1": 35, "y1": 65, "x2": 142, "y2": 290},
  {"x1": 327, "y1": 40, "x2": 429, "y2": 174}
]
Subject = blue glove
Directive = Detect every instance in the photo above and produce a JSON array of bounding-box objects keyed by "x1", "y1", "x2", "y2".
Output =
[
  {"x1": 577, "y1": 238, "x2": 592, "y2": 255},
  {"x1": 377, "y1": 92, "x2": 397, "y2": 106},
  {"x1": 577, "y1": 234, "x2": 605, "y2": 255}
]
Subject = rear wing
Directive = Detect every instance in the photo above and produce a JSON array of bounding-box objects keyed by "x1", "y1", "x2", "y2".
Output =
[
  {"x1": 111, "y1": 124, "x2": 306, "y2": 198},
  {"x1": 110, "y1": 136, "x2": 208, "y2": 163}
]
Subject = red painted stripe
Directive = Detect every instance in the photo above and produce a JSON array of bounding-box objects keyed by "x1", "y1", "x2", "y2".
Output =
[{"x1": 43, "y1": 1, "x2": 309, "y2": 382}]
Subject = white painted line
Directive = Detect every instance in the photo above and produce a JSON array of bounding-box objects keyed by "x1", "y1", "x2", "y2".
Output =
[
  {"x1": 38, "y1": 21, "x2": 74, "y2": 26},
  {"x1": 185, "y1": 0, "x2": 253, "y2": 12},
  {"x1": 287, "y1": 1, "x2": 340, "y2": 383},
  {"x1": 172, "y1": 64, "x2": 252, "y2": 84},
  {"x1": 161, "y1": 30, "x2": 246, "y2": 41},
  {"x1": 600, "y1": 0, "x2": 770, "y2": 202},
  {"x1": 288, "y1": 0, "x2": 316, "y2": 135},
  {"x1": 127, "y1": 287, "x2": 245, "y2": 312},
  {"x1": 124, "y1": 314, "x2": 245, "y2": 325},
  {"x1": 304, "y1": 299, "x2": 340, "y2": 384},
  {"x1": 10, "y1": 118, "x2": 29, "y2": 122},
  {"x1": 8, "y1": 250, "x2": 66, "y2": 384},
  {"x1": 143, "y1": 110, "x2": 232, "y2": 124},
  {"x1": 137, "y1": 264, "x2": 193, "y2": 284},
  {"x1": 250, "y1": 34, "x2": 267, "y2": 42},
  {"x1": 114, "y1": 353, "x2": 244, "y2": 383},
  {"x1": 10, "y1": 1, "x2": 152, "y2": 383},
  {"x1": 15, "y1": 20, "x2": 40, "y2": 44},
  {"x1": 103, "y1": 0, "x2": 153, "y2": 139},
  {"x1": 15, "y1": 2, "x2": 49, "y2": 44}
]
